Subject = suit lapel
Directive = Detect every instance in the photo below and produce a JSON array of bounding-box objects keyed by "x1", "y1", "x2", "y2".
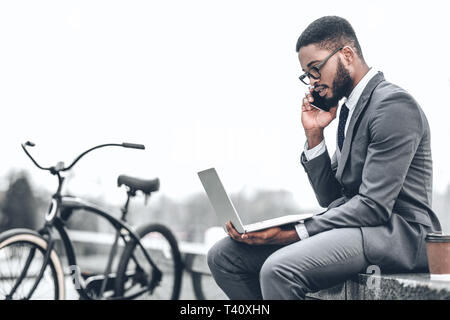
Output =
[{"x1": 335, "y1": 72, "x2": 385, "y2": 182}]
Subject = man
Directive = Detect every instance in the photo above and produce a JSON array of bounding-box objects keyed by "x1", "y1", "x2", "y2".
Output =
[{"x1": 207, "y1": 16, "x2": 442, "y2": 300}]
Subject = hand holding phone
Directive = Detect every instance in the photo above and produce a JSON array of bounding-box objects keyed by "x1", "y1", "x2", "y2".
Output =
[
  {"x1": 304, "y1": 85, "x2": 333, "y2": 112},
  {"x1": 301, "y1": 86, "x2": 338, "y2": 132},
  {"x1": 310, "y1": 89, "x2": 332, "y2": 112}
]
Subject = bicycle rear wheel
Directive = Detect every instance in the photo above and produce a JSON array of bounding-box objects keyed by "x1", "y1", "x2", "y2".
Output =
[
  {"x1": 115, "y1": 223, "x2": 183, "y2": 300},
  {"x1": 0, "y1": 229, "x2": 65, "y2": 300}
]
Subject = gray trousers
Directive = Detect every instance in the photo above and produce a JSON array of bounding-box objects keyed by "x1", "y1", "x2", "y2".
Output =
[{"x1": 207, "y1": 227, "x2": 370, "y2": 299}]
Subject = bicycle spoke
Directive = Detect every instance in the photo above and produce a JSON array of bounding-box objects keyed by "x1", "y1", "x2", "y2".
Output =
[
  {"x1": 0, "y1": 241, "x2": 59, "y2": 300},
  {"x1": 116, "y1": 225, "x2": 182, "y2": 300}
]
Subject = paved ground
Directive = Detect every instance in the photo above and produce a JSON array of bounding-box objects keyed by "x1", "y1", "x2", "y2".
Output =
[
  {"x1": 1, "y1": 251, "x2": 227, "y2": 300},
  {"x1": 65, "y1": 270, "x2": 227, "y2": 300}
]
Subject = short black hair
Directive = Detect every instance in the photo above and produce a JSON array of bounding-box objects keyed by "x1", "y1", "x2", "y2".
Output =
[{"x1": 296, "y1": 16, "x2": 363, "y2": 59}]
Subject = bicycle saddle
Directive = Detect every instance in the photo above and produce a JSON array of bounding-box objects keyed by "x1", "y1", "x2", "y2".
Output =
[{"x1": 117, "y1": 175, "x2": 160, "y2": 195}]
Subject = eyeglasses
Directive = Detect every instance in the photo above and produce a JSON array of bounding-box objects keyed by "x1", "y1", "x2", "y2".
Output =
[{"x1": 299, "y1": 47, "x2": 343, "y2": 85}]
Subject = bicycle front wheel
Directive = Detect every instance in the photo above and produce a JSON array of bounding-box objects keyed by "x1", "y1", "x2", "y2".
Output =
[
  {"x1": 0, "y1": 228, "x2": 65, "y2": 300},
  {"x1": 115, "y1": 223, "x2": 183, "y2": 300}
]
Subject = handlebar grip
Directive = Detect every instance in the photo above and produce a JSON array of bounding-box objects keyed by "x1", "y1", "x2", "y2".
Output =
[
  {"x1": 25, "y1": 141, "x2": 35, "y2": 147},
  {"x1": 122, "y1": 142, "x2": 145, "y2": 150}
]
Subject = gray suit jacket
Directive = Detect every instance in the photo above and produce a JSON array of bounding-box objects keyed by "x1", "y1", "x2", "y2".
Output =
[{"x1": 301, "y1": 72, "x2": 442, "y2": 272}]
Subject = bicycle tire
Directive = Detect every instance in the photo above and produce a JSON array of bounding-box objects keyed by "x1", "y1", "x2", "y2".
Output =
[
  {"x1": 115, "y1": 223, "x2": 183, "y2": 300},
  {"x1": 0, "y1": 228, "x2": 65, "y2": 300},
  {"x1": 191, "y1": 271, "x2": 206, "y2": 300}
]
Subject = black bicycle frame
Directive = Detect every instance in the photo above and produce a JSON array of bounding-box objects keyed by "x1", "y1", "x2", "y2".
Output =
[
  {"x1": 12, "y1": 193, "x2": 161, "y2": 300},
  {"x1": 13, "y1": 141, "x2": 153, "y2": 300},
  {"x1": 52, "y1": 195, "x2": 162, "y2": 299}
]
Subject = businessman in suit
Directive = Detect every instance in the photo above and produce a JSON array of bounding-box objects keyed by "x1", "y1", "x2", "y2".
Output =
[{"x1": 207, "y1": 16, "x2": 442, "y2": 299}]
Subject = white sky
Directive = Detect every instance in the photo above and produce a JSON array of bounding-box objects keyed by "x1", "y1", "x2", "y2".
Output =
[{"x1": 0, "y1": 0, "x2": 449, "y2": 209}]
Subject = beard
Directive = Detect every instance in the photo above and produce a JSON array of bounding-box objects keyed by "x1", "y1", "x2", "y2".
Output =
[{"x1": 314, "y1": 58, "x2": 353, "y2": 109}]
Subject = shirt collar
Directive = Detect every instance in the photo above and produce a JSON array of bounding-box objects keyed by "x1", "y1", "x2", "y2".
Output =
[{"x1": 343, "y1": 68, "x2": 378, "y2": 111}]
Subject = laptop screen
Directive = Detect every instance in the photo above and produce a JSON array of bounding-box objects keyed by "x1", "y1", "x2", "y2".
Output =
[{"x1": 197, "y1": 168, "x2": 245, "y2": 233}]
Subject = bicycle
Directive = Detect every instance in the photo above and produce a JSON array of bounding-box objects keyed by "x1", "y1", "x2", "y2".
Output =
[{"x1": 0, "y1": 141, "x2": 183, "y2": 300}]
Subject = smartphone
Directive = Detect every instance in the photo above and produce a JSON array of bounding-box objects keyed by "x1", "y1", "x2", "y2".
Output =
[{"x1": 310, "y1": 89, "x2": 332, "y2": 112}]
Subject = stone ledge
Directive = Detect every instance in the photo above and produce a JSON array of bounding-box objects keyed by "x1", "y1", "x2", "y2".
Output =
[
  {"x1": 183, "y1": 248, "x2": 450, "y2": 300},
  {"x1": 307, "y1": 273, "x2": 450, "y2": 300}
]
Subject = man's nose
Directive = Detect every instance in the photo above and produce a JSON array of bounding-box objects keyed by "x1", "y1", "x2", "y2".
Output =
[{"x1": 310, "y1": 77, "x2": 320, "y2": 87}]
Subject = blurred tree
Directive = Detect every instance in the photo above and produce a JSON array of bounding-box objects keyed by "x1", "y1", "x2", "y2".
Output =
[
  {"x1": 182, "y1": 193, "x2": 217, "y2": 242},
  {"x1": 64, "y1": 209, "x2": 100, "y2": 232},
  {"x1": 175, "y1": 189, "x2": 306, "y2": 242},
  {"x1": 0, "y1": 172, "x2": 38, "y2": 232},
  {"x1": 231, "y1": 189, "x2": 305, "y2": 225}
]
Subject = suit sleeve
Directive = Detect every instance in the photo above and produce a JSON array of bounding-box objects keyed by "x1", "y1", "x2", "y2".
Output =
[
  {"x1": 304, "y1": 91, "x2": 424, "y2": 236},
  {"x1": 301, "y1": 145, "x2": 342, "y2": 208}
]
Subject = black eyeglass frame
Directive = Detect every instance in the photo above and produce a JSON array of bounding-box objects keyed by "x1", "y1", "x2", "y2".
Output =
[{"x1": 299, "y1": 46, "x2": 343, "y2": 85}]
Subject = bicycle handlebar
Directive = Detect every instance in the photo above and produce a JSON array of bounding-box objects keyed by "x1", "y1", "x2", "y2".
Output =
[
  {"x1": 122, "y1": 143, "x2": 145, "y2": 150},
  {"x1": 21, "y1": 141, "x2": 145, "y2": 174}
]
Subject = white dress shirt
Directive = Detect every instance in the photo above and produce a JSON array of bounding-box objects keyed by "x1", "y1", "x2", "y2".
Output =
[{"x1": 296, "y1": 68, "x2": 378, "y2": 240}]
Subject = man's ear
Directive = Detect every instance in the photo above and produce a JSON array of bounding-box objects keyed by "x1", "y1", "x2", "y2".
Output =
[{"x1": 341, "y1": 46, "x2": 355, "y2": 65}]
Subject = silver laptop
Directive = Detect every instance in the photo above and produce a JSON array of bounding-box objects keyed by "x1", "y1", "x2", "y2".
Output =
[{"x1": 198, "y1": 168, "x2": 313, "y2": 234}]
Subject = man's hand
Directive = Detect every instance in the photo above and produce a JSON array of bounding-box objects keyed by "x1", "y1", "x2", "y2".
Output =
[
  {"x1": 226, "y1": 221, "x2": 299, "y2": 245},
  {"x1": 301, "y1": 87, "x2": 337, "y2": 149}
]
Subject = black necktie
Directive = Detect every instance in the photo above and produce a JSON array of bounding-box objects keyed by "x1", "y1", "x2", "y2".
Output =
[{"x1": 337, "y1": 103, "x2": 349, "y2": 151}]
